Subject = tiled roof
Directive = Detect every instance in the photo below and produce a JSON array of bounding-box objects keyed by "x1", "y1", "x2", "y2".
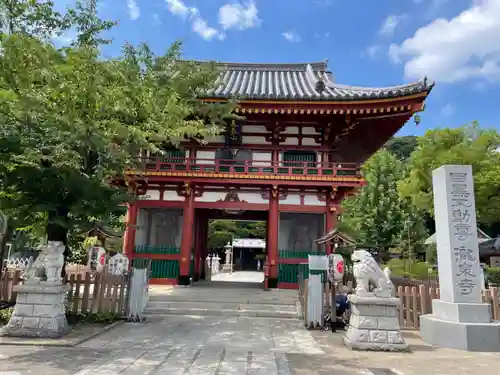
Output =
[{"x1": 204, "y1": 61, "x2": 433, "y2": 101}]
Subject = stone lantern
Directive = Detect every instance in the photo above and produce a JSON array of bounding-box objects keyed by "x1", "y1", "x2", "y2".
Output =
[{"x1": 223, "y1": 242, "x2": 233, "y2": 273}]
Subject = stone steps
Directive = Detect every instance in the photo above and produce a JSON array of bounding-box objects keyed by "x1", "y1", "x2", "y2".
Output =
[{"x1": 145, "y1": 286, "x2": 300, "y2": 319}]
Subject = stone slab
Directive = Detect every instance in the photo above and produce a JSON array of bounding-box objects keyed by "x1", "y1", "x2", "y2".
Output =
[
  {"x1": 0, "y1": 321, "x2": 124, "y2": 347},
  {"x1": 344, "y1": 336, "x2": 410, "y2": 352},
  {"x1": 431, "y1": 300, "x2": 491, "y2": 323},
  {"x1": 348, "y1": 295, "x2": 400, "y2": 306},
  {"x1": 420, "y1": 314, "x2": 500, "y2": 352}
]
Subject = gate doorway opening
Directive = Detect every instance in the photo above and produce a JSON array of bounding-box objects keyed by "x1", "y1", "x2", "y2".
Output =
[{"x1": 195, "y1": 209, "x2": 267, "y2": 287}]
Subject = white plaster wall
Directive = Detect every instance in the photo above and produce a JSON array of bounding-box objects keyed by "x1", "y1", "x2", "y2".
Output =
[
  {"x1": 163, "y1": 190, "x2": 184, "y2": 201},
  {"x1": 282, "y1": 127, "x2": 298, "y2": 134},
  {"x1": 302, "y1": 138, "x2": 318, "y2": 146},
  {"x1": 238, "y1": 192, "x2": 268, "y2": 204},
  {"x1": 196, "y1": 191, "x2": 226, "y2": 203},
  {"x1": 281, "y1": 194, "x2": 301, "y2": 205},
  {"x1": 243, "y1": 125, "x2": 267, "y2": 133},
  {"x1": 143, "y1": 190, "x2": 160, "y2": 200},
  {"x1": 303, "y1": 195, "x2": 322, "y2": 206},
  {"x1": 135, "y1": 209, "x2": 149, "y2": 246},
  {"x1": 196, "y1": 150, "x2": 215, "y2": 164},
  {"x1": 204, "y1": 135, "x2": 225, "y2": 144},
  {"x1": 281, "y1": 137, "x2": 299, "y2": 146},
  {"x1": 252, "y1": 152, "x2": 272, "y2": 166},
  {"x1": 302, "y1": 127, "x2": 318, "y2": 135},
  {"x1": 241, "y1": 136, "x2": 268, "y2": 144}
]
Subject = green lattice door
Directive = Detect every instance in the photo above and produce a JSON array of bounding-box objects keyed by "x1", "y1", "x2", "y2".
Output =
[{"x1": 282, "y1": 151, "x2": 317, "y2": 175}]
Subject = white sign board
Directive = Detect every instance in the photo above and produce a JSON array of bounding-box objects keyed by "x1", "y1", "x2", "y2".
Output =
[
  {"x1": 88, "y1": 246, "x2": 106, "y2": 273},
  {"x1": 432, "y1": 165, "x2": 482, "y2": 304},
  {"x1": 308, "y1": 255, "x2": 328, "y2": 271},
  {"x1": 108, "y1": 253, "x2": 129, "y2": 275}
]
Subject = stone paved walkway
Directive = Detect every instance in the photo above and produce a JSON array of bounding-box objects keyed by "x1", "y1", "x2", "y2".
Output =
[
  {"x1": 0, "y1": 315, "x2": 315, "y2": 375},
  {"x1": 0, "y1": 314, "x2": 400, "y2": 375}
]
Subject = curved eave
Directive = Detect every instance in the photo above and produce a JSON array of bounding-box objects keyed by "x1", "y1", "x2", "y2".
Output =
[{"x1": 201, "y1": 85, "x2": 433, "y2": 104}]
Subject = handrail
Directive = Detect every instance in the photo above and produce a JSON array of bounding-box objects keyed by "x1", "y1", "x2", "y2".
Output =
[{"x1": 135, "y1": 157, "x2": 361, "y2": 178}]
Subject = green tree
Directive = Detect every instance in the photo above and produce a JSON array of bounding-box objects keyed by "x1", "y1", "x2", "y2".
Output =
[
  {"x1": 208, "y1": 220, "x2": 266, "y2": 249},
  {"x1": 0, "y1": 0, "x2": 69, "y2": 38},
  {"x1": 385, "y1": 136, "x2": 418, "y2": 161},
  {"x1": 340, "y1": 150, "x2": 427, "y2": 260},
  {"x1": 398, "y1": 123, "x2": 500, "y2": 224},
  {"x1": 0, "y1": 34, "x2": 235, "y2": 267}
]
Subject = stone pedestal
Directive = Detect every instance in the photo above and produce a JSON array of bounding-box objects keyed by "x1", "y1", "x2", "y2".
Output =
[
  {"x1": 420, "y1": 300, "x2": 500, "y2": 352},
  {"x1": 344, "y1": 295, "x2": 408, "y2": 352},
  {"x1": 2, "y1": 282, "x2": 70, "y2": 338}
]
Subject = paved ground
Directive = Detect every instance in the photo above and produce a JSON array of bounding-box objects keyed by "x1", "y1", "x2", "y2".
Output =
[
  {"x1": 211, "y1": 271, "x2": 264, "y2": 284},
  {"x1": 2, "y1": 277, "x2": 499, "y2": 375},
  {"x1": 0, "y1": 315, "x2": 319, "y2": 375}
]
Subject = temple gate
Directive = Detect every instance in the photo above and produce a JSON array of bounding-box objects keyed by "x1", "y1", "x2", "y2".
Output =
[{"x1": 119, "y1": 61, "x2": 433, "y2": 289}]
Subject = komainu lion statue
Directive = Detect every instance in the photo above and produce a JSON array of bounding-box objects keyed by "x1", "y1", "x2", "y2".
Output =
[
  {"x1": 352, "y1": 249, "x2": 393, "y2": 297},
  {"x1": 23, "y1": 241, "x2": 65, "y2": 284}
]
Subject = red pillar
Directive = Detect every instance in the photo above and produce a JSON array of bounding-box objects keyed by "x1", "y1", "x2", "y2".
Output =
[
  {"x1": 179, "y1": 184, "x2": 195, "y2": 285},
  {"x1": 194, "y1": 213, "x2": 203, "y2": 281},
  {"x1": 267, "y1": 185, "x2": 279, "y2": 288},
  {"x1": 325, "y1": 208, "x2": 336, "y2": 255},
  {"x1": 123, "y1": 202, "x2": 138, "y2": 261},
  {"x1": 325, "y1": 188, "x2": 338, "y2": 255}
]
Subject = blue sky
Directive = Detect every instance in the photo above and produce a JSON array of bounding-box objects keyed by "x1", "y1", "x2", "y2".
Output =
[{"x1": 57, "y1": 0, "x2": 500, "y2": 137}]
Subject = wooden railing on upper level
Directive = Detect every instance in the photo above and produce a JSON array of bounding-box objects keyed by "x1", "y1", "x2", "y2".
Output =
[{"x1": 137, "y1": 157, "x2": 361, "y2": 178}]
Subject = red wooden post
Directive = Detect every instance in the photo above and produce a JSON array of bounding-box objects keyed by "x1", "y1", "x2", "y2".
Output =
[
  {"x1": 179, "y1": 184, "x2": 195, "y2": 285},
  {"x1": 325, "y1": 188, "x2": 338, "y2": 255},
  {"x1": 122, "y1": 203, "x2": 138, "y2": 262},
  {"x1": 267, "y1": 185, "x2": 279, "y2": 288},
  {"x1": 193, "y1": 213, "x2": 203, "y2": 281}
]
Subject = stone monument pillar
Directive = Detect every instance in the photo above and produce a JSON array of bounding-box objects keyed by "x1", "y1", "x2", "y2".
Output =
[
  {"x1": 420, "y1": 165, "x2": 500, "y2": 352},
  {"x1": 2, "y1": 241, "x2": 70, "y2": 338}
]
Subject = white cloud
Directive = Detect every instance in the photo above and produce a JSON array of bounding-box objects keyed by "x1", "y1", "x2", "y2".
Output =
[
  {"x1": 193, "y1": 18, "x2": 224, "y2": 41},
  {"x1": 152, "y1": 13, "x2": 161, "y2": 26},
  {"x1": 366, "y1": 45, "x2": 381, "y2": 59},
  {"x1": 127, "y1": 0, "x2": 140, "y2": 20},
  {"x1": 219, "y1": 1, "x2": 260, "y2": 30},
  {"x1": 379, "y1": 14, "x2": 405, "y2": 36},
  {"x1": 389, "y1": 0, "x2": 500, "y2": 83},
  {"x1": 440, "y1": 103, "x2": 455, "y2": 116},
  {"x1": 282, "y1": 31, "x2": 301, "y2": 43},
  {"x1": 165, "y1": 0, "x2": 193, "y2": 17},
  {"x1": 165, "y1": 0, "x2": 224, "y2": 41}
]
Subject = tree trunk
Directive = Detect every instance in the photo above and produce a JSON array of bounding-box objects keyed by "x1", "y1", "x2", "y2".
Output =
[{"x1": 46, "y1": 206, "x2": 70, "y2": 280}]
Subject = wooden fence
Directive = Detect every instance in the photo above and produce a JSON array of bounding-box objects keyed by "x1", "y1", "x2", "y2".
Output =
[
  {"x1": 0, "y1": 269, "x2": 129, "y2": 315},
  {"x1": 298, "y1": 278, "x2": 500, "y2": 330},
  {"x1": 66, "y1": 272, "x2": 129, "y2": 315},
  {"x1": 396, "y1": 285, "x2": 500, "y2": 329},
  {"x1": 0, "y1": 270, "x2": 22, "y2": 303}
]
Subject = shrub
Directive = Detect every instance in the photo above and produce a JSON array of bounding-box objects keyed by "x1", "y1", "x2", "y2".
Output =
[
  {"x1": 385, "y1": 258, "x2": 435, "y2": 280},
  {"x1": 0, "y1": 308, "x2": 13, "y2": 324},
  {"x1": 486, "y1": 267, "x2": 500, "y2": 286}
]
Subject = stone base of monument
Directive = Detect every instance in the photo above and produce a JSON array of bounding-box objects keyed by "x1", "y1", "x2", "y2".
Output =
[
  {"x1": 420, "y1": 299, "x2": 500, "y2": 352},
  {"x1": 344, "y1": 295, "x2": 409, "y2": 352},
  {"x1": 1, "y1": 282, "x2": 70, "y2": 338}
]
